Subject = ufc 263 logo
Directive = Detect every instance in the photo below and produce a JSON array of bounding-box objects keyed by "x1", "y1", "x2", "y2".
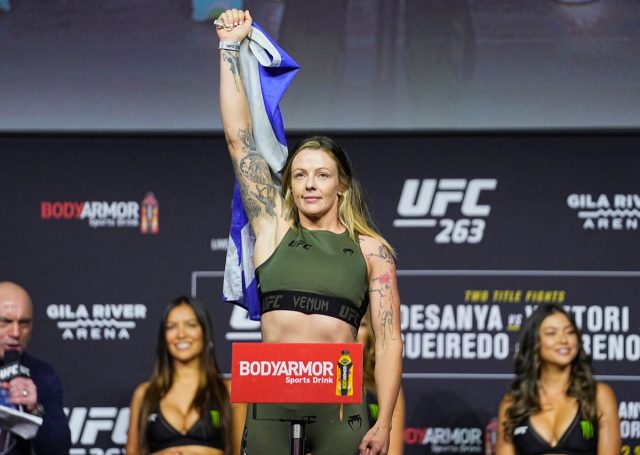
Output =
[
  {"x1": 66, "y1": 407, "x2": 128, "y2": 454},
  {"x1": 394, "y1": 179, "x2": 497, "y2": 244}
]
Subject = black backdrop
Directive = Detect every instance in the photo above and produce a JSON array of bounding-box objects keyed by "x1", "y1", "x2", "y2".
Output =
[{"x1": 1, "y1": 131, "x2": 639, "y2": 454}]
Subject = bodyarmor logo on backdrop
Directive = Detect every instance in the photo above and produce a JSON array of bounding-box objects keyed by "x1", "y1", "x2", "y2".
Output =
[
  {"x1": 139, "y1": 192, "x2": 160, "y2": 234},
  {"x1": 66, "y1": 407, "x2": 128, "y2": 454},
  {"x1": 394, "y1": 179, "x2": 497, "y2": 243},
  {"x1": 47, "y1": 303, "x2": 147, "y2": 340},
  {"x1": 40, "y1": 192, "x2": 160, "y2": 233},
  {"x1": 566, "y1": 193, "x2": 640, "y2": 231},
  {"x1": 404, "y1": 426, "x2": 483, "y2": 452}
]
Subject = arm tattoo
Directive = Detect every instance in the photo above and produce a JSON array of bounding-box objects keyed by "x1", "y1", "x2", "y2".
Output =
[
  {"x1": 366, "y1": 245, "x2": 394, "y2": 264},
  {"x1": 238, "y1": 155, "x2": 271, "y2": 185},
  {"x1": 239, "y1": 127, "x2": 256, "y2": 152},
  {"x1": 242, "y1": 196, "x2": 261, "y2": 219},
  {"x1": 232, "y1": 127, "x2": 279, "y2": 220},
  {"x1": 369, "y1": 271, "x2": 397, "y2": 345},
  {"x1": 222, "y1": 50, "x2": 242, "y2": 91},
  {"x1": 254, "y1": 185, "x2": 277, "y2": 216}
]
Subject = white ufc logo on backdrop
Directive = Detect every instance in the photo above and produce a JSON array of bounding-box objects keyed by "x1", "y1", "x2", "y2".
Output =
[
  {"x1": 394, "y1": 178, "x2": 497, "y2": 244},
  {"x1": 66, "y1": 407, "x2": 128, "y2": 453}
]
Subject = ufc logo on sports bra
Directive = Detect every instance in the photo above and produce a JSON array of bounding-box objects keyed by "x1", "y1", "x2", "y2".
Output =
[
  {"x1": 514, "y1": 426, "x2": 528, "y2": 436},
  {"x1": 263, "y1": 294, "x2": 283, "y2": 311},
  {"x1": 288, "y1": 240, "x2": 312, "y2": 249}
]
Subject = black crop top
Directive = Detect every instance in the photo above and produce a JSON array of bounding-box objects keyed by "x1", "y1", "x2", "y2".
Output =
[
  {"x1": 513, "y1": 409, "x2": 597, "y2": 455},
  {"x1": 146, "y1": 407, "x2": 225, "y2": 452}
]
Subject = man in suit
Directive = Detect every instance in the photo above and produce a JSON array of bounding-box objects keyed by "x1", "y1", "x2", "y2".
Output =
[{"x1": 0, "y1": 281, "x2": 71, "y2": 454}]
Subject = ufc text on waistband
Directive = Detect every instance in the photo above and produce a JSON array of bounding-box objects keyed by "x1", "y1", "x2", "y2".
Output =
[{"x1": 260, "y1": 291, "x2": 367, "y2": 329}]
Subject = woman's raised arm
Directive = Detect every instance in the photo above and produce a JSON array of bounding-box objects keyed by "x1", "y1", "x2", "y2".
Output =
[{"x1": 217, "y1": 9, "x2": 283, "y2": 240}]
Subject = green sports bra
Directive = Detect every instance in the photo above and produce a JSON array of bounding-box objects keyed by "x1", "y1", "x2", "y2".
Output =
[{"x1": 256, "y1": 227, "x2": 369, "y2": 328}]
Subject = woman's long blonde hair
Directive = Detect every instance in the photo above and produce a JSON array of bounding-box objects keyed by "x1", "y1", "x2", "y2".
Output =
[{"x1": 281, "y1": 135, "x2": 395, "y2": 256}]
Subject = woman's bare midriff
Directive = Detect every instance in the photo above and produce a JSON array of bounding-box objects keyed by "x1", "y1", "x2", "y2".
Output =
[{"x1": 261, "y1": 311, "x2": 357, "y2": 343}]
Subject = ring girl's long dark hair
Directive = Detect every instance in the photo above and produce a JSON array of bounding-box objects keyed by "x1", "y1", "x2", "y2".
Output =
[
  {"x1": 503, "y1": 304, "x2": 597, "y2": 440},
  {"x1": 137, "y1": 296, "x2": 230, "y2": 454}
]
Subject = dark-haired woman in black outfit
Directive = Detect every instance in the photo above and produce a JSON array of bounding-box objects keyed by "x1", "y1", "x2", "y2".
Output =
[
  {"x1": 496, "y1": 304, "x2": 620, "y2": 455},
  {"x1": 126, "y1": 297, "x2": 233, "y2": 455}
]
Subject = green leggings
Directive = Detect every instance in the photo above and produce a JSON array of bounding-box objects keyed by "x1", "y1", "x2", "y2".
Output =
[{"x1": 241, "y1": 402, "x2": 370, "y2": 455}]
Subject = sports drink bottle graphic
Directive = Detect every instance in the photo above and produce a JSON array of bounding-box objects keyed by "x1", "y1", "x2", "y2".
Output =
[
  {"x1": 140, "y1": 192, "x2": 159, "y2": 235},
  {"x1": 336, "y1": 350, "x2": 353, "y2": 396},
  {"x1": 484, "y1": 417, "x2": 498, "y2": 455}
]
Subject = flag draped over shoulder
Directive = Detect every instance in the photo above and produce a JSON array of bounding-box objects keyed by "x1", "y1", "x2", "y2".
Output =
[{"x1": 222, "y1": 23, "x2": 299, "y2": 321}]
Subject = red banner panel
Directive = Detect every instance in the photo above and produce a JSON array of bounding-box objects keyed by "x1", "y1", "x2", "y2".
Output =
[{"x1": 231, "y1": 343, "x2": 363, "y2": 404}]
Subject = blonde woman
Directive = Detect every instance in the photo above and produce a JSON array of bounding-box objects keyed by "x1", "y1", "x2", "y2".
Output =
[{"x1": 218, "y1": 9, "x2": 402, "y2": 455}]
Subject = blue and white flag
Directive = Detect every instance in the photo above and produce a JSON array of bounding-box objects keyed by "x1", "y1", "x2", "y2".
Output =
[{"x1": 222, "y1": 23, "x2": 299, "y2": 321}]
